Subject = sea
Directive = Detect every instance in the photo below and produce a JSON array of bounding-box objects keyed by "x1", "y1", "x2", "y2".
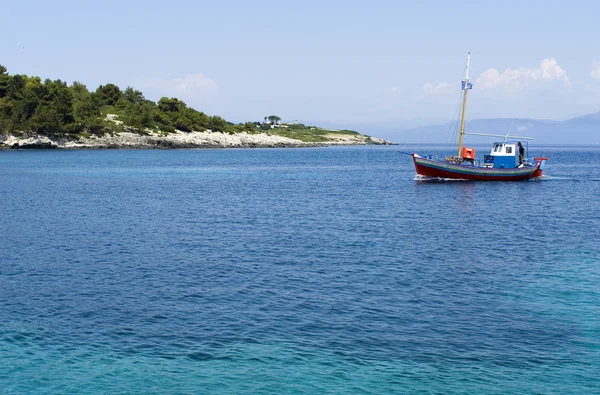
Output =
[{"x1": 1, "y1": 145, "x2": 599, "y2": 394}]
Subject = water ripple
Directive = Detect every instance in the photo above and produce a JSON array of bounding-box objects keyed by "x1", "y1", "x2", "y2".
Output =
[{"x1": 1, "y1": 147, "x2": 599, "y2": 393}]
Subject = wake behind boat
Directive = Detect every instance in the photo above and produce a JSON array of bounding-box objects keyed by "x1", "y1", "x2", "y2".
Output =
[{"x1": 411, "y1": 53, "x2": 548, "y2": 181}]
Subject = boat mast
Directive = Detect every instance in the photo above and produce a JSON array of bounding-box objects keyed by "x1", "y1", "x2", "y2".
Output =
[{"x1": 457, "y1": 52, "x2": 471, "y2": 158}]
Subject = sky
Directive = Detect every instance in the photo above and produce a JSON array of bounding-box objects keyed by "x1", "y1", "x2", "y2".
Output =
[{"x1": 2, "y1": 0, "x2": 600, "y2": 133}]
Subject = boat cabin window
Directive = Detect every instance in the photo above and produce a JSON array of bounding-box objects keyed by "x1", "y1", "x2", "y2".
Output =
[{"x1": 506, "y1": 146, "x2": 512, "y2": 154}]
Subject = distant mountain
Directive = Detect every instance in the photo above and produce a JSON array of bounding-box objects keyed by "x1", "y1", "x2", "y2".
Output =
[{"x1": 392, "y1": 112, "x2": 600, "y2": 145}]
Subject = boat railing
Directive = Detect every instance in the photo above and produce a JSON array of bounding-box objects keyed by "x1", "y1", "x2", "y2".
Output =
[{"x1": 409, "y1": 152, "x2": 541, "y2": 169}]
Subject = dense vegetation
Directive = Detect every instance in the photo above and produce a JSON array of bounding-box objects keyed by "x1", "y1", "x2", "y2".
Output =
[
  {"x1": 0, "y1": 65, "x2": 257, "y2": 137},
  {"x1": 0, "y1": 65, "x2": 362, "y2": 142}
]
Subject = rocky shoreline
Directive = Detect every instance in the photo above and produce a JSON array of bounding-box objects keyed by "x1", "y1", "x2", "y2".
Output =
[{"x1": 0, "y1": 130, "x2": 396, "y2": 150}]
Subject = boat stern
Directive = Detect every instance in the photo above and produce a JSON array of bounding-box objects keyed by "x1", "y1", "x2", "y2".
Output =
[{"x1": 532, "y1": 157, "x2": 548, "y2": 178}]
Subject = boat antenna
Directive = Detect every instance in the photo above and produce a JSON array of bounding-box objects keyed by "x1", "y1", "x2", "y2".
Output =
[
  {"x1": 457, "y1": 52, "x2": 472, "y2": 158},
  {"x1": 505, "y1": 118, "x2": 515, "y2": 141}
]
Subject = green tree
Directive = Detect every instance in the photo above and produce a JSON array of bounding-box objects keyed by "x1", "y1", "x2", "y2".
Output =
[
  {"x1": 156, "y1": 98, "x2": 212, "y2": 132},
  {"x1": 267, "y1": 115, "x2": 281, "y2": 124},
  {"x1": 122, "y1": 86, "x2": 145, "y2": 104},
  {"x1": 0, "y1": 65, "x2": 10, "y2": 99},
  {"x1": 158, "y1": 97, "x2": 184, "y2": 113},
  {"x1": 209, "y1": 116, "x2": 228, "y2": 132},
  {"x1": 12, "y1": 82, "x2": 39, "y2": 129},
  {"x1": 9, "y1": 74, "x2": 26, "y2": 100},
  {"x1": 46, "y1": 79, "x2": 74, "y2": 127},
  {"x1": 0, "y1": 96, "x2": 13, "y2": 132},
  {"x1": 83, "y1": 116, "x2": 107, "y2": 135},
  {"x1": 96, "y1": 83, "x2": 121, "y2": 106},
  {"x1": 153, "y1": 109, "x2": 173, "y2": 131},
  {"x1": 190, "y1": 110, "x2": 210, "y2": 129},
  {"x1": 116, "y1": 86, "x2": 147, "y2": 112},
  {"x1": 29, "y1": 104, "x2": 62, "y2": 135},
  {"x1": 71, "y1": 82, "x2": 100, "y2": 127},
  {"x1": 173, "y1": 108, "x2": 197, "y2": 132},
  {"x1": 123, "y1": 102, "x2": 154, "y2": 130},
  {"x1": 70, "y1": 81, "x2": 89, "y2": 98}
]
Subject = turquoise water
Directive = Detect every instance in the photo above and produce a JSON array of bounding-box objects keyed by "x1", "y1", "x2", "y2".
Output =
[{"x1": 1, "y1": 146, "x2": 599, "y2": 394}]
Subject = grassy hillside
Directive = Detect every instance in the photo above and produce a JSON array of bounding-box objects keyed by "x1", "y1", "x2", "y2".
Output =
[{"x1": 263, "y1": 125, "x2": 362, "y2": 143}]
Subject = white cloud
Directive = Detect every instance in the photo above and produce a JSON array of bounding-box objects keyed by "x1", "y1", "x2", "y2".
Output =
[
  {"x1": 373, "y1": 58, "x2": 581, "y2": 122},
  {"x1": 371, "y1": 81, "x2": 458, "y2": 123},
  {"x1": 134, "y1": 73, "x2": 219, "y2": 100},
  {"x1": 591, "y1": 61, "x2": 600, "y2": 81},
  {"x1": 476, "y1": 58, "x2": 569, "y2": 91},
  {"x1": 415, "y1": 82, "x2": 456, "y2": 107},
  {"x1": 580, "y1": 83, "x2": 600, "y2": 108},
  {"x1": 386, "y1": 82, "x2": 453, "y2": 100},
  {"x1": 420, "y1": 82, "x2": 453, "y2": 96}
]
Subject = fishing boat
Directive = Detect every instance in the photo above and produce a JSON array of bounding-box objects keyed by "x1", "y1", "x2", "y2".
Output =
[{"x1": 411, "y1": 53, "x2": 548, "y2": 181}]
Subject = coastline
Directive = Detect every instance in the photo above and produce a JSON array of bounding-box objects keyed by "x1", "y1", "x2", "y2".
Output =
[{"x1": 0, "y1": 130, "x2": 396, "y2": 150}]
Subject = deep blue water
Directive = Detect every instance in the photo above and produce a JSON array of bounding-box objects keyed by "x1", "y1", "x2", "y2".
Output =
[{"x1": 1, "y1": 146, "x2": 599, "y2": 394}]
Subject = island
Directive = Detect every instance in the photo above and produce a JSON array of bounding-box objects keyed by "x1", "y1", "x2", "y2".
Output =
[{"x1": 0, "y1": 65, "x2": 395, "y2": 149}]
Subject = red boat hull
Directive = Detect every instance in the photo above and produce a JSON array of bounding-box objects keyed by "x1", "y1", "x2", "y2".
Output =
[{"x1": 412, "y1": 154, "x2": 545, "y2": 181}]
